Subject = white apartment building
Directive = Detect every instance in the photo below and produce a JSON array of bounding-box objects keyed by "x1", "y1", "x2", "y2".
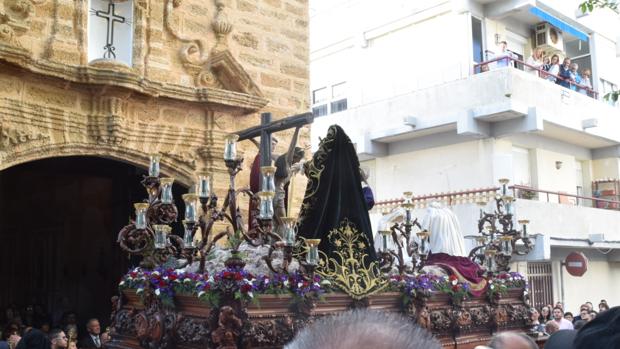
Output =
[{"x1": 309, "y1": 0, "x2": 620, "y2": 312}]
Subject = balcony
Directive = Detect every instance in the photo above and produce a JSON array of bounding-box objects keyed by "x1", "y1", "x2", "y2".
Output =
[
  {"x1": 371, "y1": 186, "x2": 620, "y2": 261},
  {"x1": 312, "y1": 63, "x2": 620, "y2": 159}
]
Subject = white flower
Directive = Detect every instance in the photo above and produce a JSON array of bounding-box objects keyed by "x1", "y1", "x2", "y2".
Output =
[
  {"x1": 320, "y1": 280, "x2": 331, "y2": 286},
  {"x1": 163, "y1": 276, "x2": 169, "y2": 280},
  {"x1": 264, "y1": 278, "x2": 270, "y2": 284},
  {"x1": 298, "y1": 282, "x2": 304, "y2": 289},
  {"x1": 284, "y1": 280, "x2": 289, "y2": 287},
  {"x1": 184, "y1": 278, "x2": 191, "y2": 283},
  {"x1": 488, "y1": 279, "x2": 493, "y2": 284},
  {"x1": 119, "y1": 281, "x2": 125, "y2": 286},
  {"x1": 198, "y1": 291, "x2": 205, "y2": 298},
  {"x1": 152, "y1": 271, "x2": 160, "y2": 276},
  {"x1": 248, "y1": 292, "x2": 254, "y2": 298},
  {"x1": 136, "y1": 288, "x2": 144, "y2": 294},
  {"x1": 313, "y1": 282, "x2": 320, "y2": 287},
  {"x1": 490, "y1": 285, "x2": 495, "y2": 290},
  {"x1": 451, "y1": 279, "x2": 458, "y2": 286},
  {"x1": 208, "y1": 276, "x2": 214, "y2": 283},
  {"x1": 155, "y1": 289, "x2": 161, "y2": 296}
]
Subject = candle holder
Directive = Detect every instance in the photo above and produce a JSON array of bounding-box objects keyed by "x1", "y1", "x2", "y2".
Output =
[
  {"x1": 260, "y1": 166, "x2": 277, "y2": 192},
  {"x1": 468, "y1": 179, "x2": 534, "y2": 274},
  {"x1": 153, "y1": 224, "x2": 171, "y2": 249},
  {"x1": 134, "y1": 203, "x2": 149, "y2": 230},
  {"x1": 149, "y1": 154, "x2": 161, "y2": 177},
  {"x1": 223, "y1": 134, "x2": 239, "y2": 161},
  {"x1": 197, "y1": 173, "x2": 211, "y2": 201},
  {"x1": 182, "y1": 220, "x2": 195, "y2": 249},
  {"x1": 183, "y1": 194, "x2": 198, "y2": 223},
  {"x1": 160, "y1": 178, "x2": 174, "y2": 204},
  {"x1": 258, "y1": 191, "x2": 275, "y2": 220}
]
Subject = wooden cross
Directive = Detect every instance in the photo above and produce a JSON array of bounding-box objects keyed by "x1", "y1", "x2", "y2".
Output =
[
  {"x1": 94, "y1": 2, "x2": 126, "y2": 59},
  {"x1": 237, "y1": 112, "x2": 314, "y2": 167}
]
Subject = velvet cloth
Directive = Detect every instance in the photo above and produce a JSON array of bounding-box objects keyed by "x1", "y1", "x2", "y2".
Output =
[
  {"x1": 425, "y1": 252, "x2": 488, "y2": 297},
  {"x1": 297, "y1": 125, "x2": 377, "y2": 265}
]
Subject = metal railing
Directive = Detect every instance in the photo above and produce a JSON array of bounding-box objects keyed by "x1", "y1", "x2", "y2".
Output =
[
  {"x1": 374, "y1": 185, "x2": 620, "y2": 211},
  {"x1": 510, "y1": 184, "x2": 620, "y2": 210},
  {"x1": 473, "y1": 56, "x2": 598, "y2": 99}
]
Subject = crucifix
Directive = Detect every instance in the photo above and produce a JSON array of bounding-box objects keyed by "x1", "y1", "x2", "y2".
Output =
[
  {"x1": 236, "y1": 112, "x2": 314, "y2": 231},
  {"x1": 93, "y1": 2, "x2": 126, "y2": 59}
]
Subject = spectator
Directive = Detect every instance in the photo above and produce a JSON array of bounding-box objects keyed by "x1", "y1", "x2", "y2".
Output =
[
  {"x1": 585, "y1": 301, "x2": 594, "y2": 312},
  {"x1": 579, "y1": 308, "x2": 591, "y2": 323},
  {"x1": 360, "y1": 168, "x2": 375, "y2": 210},
  {"x1": 14, "y1": 329, "x2": 50, "y2": 349},
  {"x1": 568, "y1": 63, "x2": 581, "y2": 91},
  {"x1": 599, "y1": 300, "x2": 610, "y2": 313},
  {"x1": 551, "y1": 307, "x2": 573, "y2": 330},
  {"x1": 493, "y1": 41, "x2": 516, "y2": 69},
  {"x1": 542, "y1": 56, "x2": 551, "y2": 71},
  {"x1": 284, "y1": 309, "x2": 441, "y2": 349},
  {"x1": 564, "y1": 312, "x2": 573, "y2": 322},
  {"x1": 78, "y1": 319, "x2": 104, "y2": 349},
  {"x1": 545, "y1": 320, "x2": 560, "y2": 336},
  {"x1": 539, "y1": 306, "x2": 551, "y2": 323},
  {"x1": 485, "y1": 332, "x2": 538, "y2": 349},
  {"x1": 529, "y1": 308, "x2": 544, "y2": 334},
  {"x1": 525, "y1": 48, "x2": 544, "y2": 76},
  {"x1": 544, "y1": 54, "x2": 560, "y2": 82},
  {"x1": 48, "y1": 329, "x2": 67, "y2": 349},
  {"x1": 590, "y1": 310, "x2": 598, "y2": 320},
  {"x1": 573, "y1": 320, "x2": 587, "y2": 330},
  {"x1": 573, "y1": 304, "x2": 589, "y2": 323},
  {"x1": 574, "y1": 306, "x2": 620, "y2": 349},
  {"x1": 579, "y1": 69, "x2": 592, "y2": 95},
  {"x1": 555, "y1": 302, "x2": 564, "y2": 311},
  {"x1": 557, "y1": 57, "x2": 573, "y2": 88}
]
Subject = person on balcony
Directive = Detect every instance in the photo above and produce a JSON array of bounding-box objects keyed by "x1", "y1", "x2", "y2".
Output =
[
  {"x1": 544, "y1": 54, "x2": 560, "y2": 82},
  {"x1": 492, "y1": 41, "x2": 516, "y2": 69},
  {"x1": 557, "y1": 57, "x2": 575, "y2": 88},
  {"x1": 568, "y1": 63, "x2": 582, "y2": 91},
  {"x1": 525, "y1": 48, "x2": 544, "y2": 76},
  {"x1": 579, "y1": 69, "x2": 592, "y2": 96}
]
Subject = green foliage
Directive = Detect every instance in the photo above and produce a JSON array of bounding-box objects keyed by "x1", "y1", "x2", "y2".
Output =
[{"x1": 579, "y1": 0, "x2": 619, "y2": 14}]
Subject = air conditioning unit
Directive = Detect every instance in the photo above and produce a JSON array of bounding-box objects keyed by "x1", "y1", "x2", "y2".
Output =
[{"x1": 535, "y1": 22, "x2": 563, "y2": 53}]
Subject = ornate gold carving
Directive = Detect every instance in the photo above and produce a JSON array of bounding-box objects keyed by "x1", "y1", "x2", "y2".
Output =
[{"x1": 316, "y1": 219, "x2": 388, "y2": 300}]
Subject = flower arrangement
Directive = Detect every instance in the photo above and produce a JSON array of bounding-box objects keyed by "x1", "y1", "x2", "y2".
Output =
[
  {"x1": 389, "y1": 274, "x2": 438, "y2": 305},
  {"x1": 118, "y1": 267, "x2": 329, "y2": 308},
  {"x1": 486, "y1": 271, "x2": 527, "y2": 301},
  {"x1": 433, "y1": 274, "x2": 471, "y2": 305}
]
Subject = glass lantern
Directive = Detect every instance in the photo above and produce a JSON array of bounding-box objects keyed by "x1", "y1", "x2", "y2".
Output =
[
  {"x1": 182, "y1": 193, "x2": 198, "y2": 222},
  {"x1": 260, "y1": 166, "x2": 277, "y2": 192},
  {"x1": 197, "y1": 173, "x2": 211, "y2": 199},
  {"x1": 500, "y1": 235, "x2": 513, "y2": 255},
  {"x1": 258, "y1": 191, "x2": 275, "y2": 220},
  {"x1": 182, "y1": 220, "x2": 195, "y2": 249},
  {"x1": 416, "y1": 231, "x2": 430, "y2": 255},
  {"x1": 223, "y1": 134, "x2": 239, "y2": 161},
  {"x1": 305, "y1": 239, "x2": 321, "y2": 265},
  {"x1": 379, "y1": 230, "x2": 391, "y2": 252},
  {"x1": 518, "y1": 219, "x2": 529, "y2": 237},
  {"x1": 281, "y1": 217, "x2": 297, "y2": 246},
  {"x1": 153, "y1": 224, "x2": 171, "y2": 249},
  {"x1": 484, "y1": 248, "x2": 497, "y2": 272},
  {"x1": 160, "y1": 178, "x2": 174, "y2": 204},
  {"x1": 149, "y1": 154, "x2": 161, "y2": 177},
  {"x1": 134, "y1": 203, "x2": 149, "y2": 229}
]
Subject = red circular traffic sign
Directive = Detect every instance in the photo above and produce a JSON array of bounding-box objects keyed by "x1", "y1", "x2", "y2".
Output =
[{"x1": 565, "y1": 251, "x2": 588, "y2": 277}]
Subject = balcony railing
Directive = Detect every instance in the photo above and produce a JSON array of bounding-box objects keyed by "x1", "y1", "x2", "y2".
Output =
[
  {"x1": 374, "y1": 185, "x2": 620, "y2": 212},
  {"x1": 473, "y1": 56, "x2": 598, "y2": 99}
]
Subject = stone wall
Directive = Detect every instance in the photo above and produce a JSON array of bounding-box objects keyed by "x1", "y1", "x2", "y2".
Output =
[{"x1": 0, "y1": 0, "x2": 310, "y2": 216}]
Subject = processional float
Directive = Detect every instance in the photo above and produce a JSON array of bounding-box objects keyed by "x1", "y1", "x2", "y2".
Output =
[{"x1": 109, "y1": 113, "x2": 534, "y2": 349}]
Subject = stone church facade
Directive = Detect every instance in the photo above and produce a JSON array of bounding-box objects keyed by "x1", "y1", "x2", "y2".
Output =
[{"x1": 0, "y1": 0, "x2": 309, "y2": 192}]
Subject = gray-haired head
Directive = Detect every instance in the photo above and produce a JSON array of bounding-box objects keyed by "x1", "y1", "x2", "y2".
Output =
[
  {"x1": 488, "y1": 332, "x2": 538, "y2": 349},
  {"x1": 284, "y1": 309, "x2": 441, "y2": 349}
]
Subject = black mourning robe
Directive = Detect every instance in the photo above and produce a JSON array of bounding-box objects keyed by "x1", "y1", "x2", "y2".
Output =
[{"x1": 297, "y1": 125, "x2": 377, "y2": 265}]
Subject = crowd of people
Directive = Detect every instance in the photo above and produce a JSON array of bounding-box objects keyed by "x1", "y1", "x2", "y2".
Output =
[
  {"x1": 528, "y1": 299, "x2": 611, "y2": 335},
  {"x1": 0, "y1": 306, "x2": 108, "y2": 349},
  {"x1": 481, "y1": 41, "x2": 594, "y2": 96}
]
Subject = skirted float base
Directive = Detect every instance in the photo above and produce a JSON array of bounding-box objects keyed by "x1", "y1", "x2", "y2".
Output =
[{"x1": 107, "y1": 288, "x2": 530, "y2": 349}]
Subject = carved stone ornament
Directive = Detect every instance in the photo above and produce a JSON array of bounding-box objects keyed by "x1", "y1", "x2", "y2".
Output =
[
  {"x1": 0, "y1": 124, "x2": 50, "y2": 150},
  {"x1": 0, "y1": 0, "x2": 47, "y2": 47},
  {"x1": 211, "y1": 306, "x2": 243, "y2": 349}
]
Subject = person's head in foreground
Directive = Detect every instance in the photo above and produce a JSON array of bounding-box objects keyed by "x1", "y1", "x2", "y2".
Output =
[
  {"x1": 485, "y1": 332, "x2": 538, "y2": 349},
  {"x1": 284, "y1": 309, "x2": 440, "y2": 349},
  {"x1": 573, "y1": 306, "x2": 620, "y2": 349}
]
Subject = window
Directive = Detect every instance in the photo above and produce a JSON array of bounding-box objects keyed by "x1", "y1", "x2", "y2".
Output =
[
  {"x1": 312, "y1": 104, "x2": 328, "y2": 117},
  {"x1": 312, "y1": 87, "x2": 328, "y2": 104},
  {"x1": 311, "y1": 82, "x2": 348, "y2": 116},
  {"x1": 512, "y1": 146, "x2": 531, "y2": 187},
  {"x1": 88, "y1": 0, "x2": 133, "y2": 65},
  {"x1": 471, "y1": 17, "x2": 484, "y2": 72},
  {"x1": 600, "y1": 79, "x2": 618, "y2": 106}
]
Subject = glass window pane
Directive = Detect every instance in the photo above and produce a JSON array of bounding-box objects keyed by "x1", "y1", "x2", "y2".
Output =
[
  {"x1": 312, "y1": 87, "x2": 328, "y2": 104},
  {"x1": 332, "y1": 82, "x2": 346, "y2": 98}
]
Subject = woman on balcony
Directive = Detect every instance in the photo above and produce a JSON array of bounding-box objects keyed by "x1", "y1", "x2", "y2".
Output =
[
  {"x1": 579, "y1": 69, "x2": 592, "y2": 96},
  {"x1": 525, "y1": 48, "x2": 544, "y2": 77},
  {"x1": 543, "y1": 54, "x2": 560, "y2": 82}
]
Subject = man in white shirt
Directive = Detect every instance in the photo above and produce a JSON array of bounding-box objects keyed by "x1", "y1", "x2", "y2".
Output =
[
  {"x1": 552, "y1": 306, "x2": 574, "y2": 330},
  {"x1": 493, "y1": 41, "x2": 516, "y2": 69}
]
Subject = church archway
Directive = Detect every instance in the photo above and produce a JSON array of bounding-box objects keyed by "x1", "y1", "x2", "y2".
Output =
[{"x1": 0, "y1": 156, "x2": 187, "y2": 334}]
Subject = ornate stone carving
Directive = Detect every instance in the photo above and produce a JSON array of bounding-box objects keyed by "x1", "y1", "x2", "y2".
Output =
[
  {"x1": 0, "y1": 0, "x2": 46, "y2": 47},
  {"x1": 212, "y1": 0, "x2": 232, "y2": 52},
  {"x1": 0, "y1": 124, "x2": 50, "y2": 150}
]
